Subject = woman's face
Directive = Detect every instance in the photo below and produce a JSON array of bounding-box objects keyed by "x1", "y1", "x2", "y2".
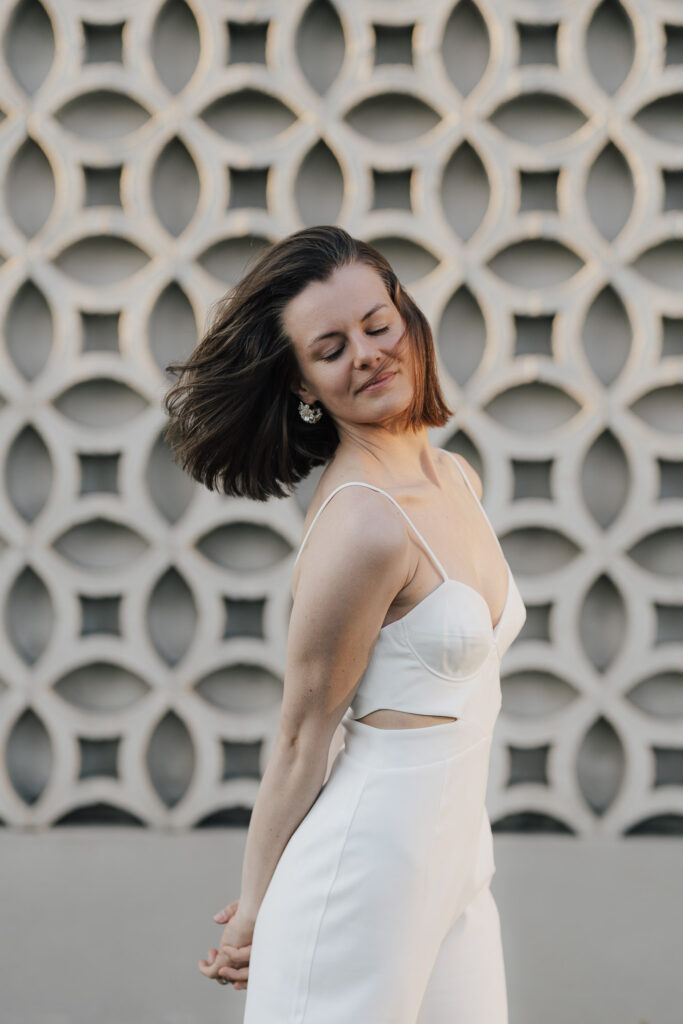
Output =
[{"x1": 283, "y1": 261, "x2": 415, "y2": 428}]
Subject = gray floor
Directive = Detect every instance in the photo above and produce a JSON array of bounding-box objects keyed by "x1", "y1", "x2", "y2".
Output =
[{"x1": 3, "y1": 829, "x2": 681, "y2": 1024}]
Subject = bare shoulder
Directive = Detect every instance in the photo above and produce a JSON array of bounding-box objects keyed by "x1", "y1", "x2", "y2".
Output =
[
  {"x1": 282, "y1": 484, "x2": 413, "y2": 749},
  {"x1": 292, "y1": 480, "x2": 410, "y2": 600},
  {"x1": 440, "y1": 448, "x2": 483, "y2": 501}
]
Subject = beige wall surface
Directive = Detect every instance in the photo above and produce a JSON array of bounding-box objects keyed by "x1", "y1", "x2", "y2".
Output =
[
  {"x1": 2, "y1": 0, "x2": 681, "y2": 838},
  {"x1": 1, "y1": 0, "x2": 682, "y2": 1019}
]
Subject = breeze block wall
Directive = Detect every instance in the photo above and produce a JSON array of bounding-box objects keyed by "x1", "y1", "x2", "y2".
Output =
[{"x1": 1, "y1": 0, "x2": 682, "y2": 837}]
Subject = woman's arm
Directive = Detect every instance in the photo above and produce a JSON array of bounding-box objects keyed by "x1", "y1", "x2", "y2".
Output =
[
  {"x1": 236, "y1": 488, "x2": 411, "y2": 926},
  {"x1": 235, "y1": 724, "x2": 332, "y2": 926}
]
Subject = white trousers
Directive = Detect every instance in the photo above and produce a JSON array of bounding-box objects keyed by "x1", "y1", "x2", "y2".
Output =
[{"x1": 243, "y1": 713, "x2": 508, "y2": 1023}]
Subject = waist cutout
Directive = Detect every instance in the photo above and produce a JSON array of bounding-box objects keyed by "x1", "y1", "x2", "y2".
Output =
[{"x1": 341, "y1": 711, "x2": 488, "y2": 768}]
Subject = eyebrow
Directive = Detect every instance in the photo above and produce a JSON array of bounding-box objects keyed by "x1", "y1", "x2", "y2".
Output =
[{"x1": 308, "y1": 303, "x2": 389, "y2": 348}]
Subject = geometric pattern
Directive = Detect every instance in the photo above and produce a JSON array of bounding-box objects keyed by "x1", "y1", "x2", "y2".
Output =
[{"x1": 1, "y1": 0, "x2": 682, "y2": 835}]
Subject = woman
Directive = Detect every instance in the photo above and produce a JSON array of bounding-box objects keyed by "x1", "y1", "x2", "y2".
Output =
[{"x1": 163, "y1": 226, "x2": 526, "y2": 1021}]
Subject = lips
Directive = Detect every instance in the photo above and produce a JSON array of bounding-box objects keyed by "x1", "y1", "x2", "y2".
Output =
[{"x1": 359, "y1": 370, "x2": 395, "y2": 392}]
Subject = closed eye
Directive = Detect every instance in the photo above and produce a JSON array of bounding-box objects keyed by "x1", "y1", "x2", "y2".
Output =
[{"x1": 322, "y1": 326, "x2": 389, "y2": 361}]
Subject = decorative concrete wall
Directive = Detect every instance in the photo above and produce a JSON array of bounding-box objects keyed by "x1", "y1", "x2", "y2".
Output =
[{"x1": 1, "y1": 0, "x2": 682, "y2": 837}]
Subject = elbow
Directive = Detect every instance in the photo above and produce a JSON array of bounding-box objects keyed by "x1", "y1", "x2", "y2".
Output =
[{"x1": 275, "y1": 714, "x2": 336, "y2": 767}]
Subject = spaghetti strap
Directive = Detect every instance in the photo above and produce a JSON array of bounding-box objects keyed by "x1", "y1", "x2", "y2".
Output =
[
  {"x1": 442, "y1": 449, "x2": 506, "y2": 562},
  {"x1": 294, "y1": 481, "x2": 449, "y2": 581}
]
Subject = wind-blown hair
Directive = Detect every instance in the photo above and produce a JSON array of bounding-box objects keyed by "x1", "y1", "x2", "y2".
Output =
[{"x1": 163, "y1": 225, "x2": 453, "y2": 501}]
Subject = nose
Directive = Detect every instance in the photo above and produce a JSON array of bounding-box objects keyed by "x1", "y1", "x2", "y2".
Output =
[{"x1": 349, "y1": 330, "x2": 385, "y2": 366}]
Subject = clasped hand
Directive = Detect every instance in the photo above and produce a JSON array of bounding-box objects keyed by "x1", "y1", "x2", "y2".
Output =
[{"x1": 198, "y1": 898, "x2": 253, "y2": 991}]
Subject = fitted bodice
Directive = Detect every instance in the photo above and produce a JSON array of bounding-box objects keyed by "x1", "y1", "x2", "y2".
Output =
[{"x1": 293, "y1": 450, "x2": 526, "y2": 732}]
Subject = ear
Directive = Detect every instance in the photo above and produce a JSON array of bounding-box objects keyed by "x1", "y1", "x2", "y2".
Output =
[{"x1": 292, "y1": 386, "x2": 317, "y2": 405}]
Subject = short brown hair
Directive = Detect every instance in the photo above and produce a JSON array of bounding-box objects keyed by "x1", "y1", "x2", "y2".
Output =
[{"x1": 163, "y1": 226, "x2": 453, "y2": 501}]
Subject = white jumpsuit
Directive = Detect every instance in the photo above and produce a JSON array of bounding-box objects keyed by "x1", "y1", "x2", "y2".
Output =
[{"x1": 242, "y1": 451, "x2": 527, "y2": 1023}]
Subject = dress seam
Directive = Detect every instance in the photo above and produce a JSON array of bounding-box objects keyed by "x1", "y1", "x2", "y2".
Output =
[
  {"x1": 401, "y1": 623, "x2": 497, "y2": 682},
  {"x1": 342, "y1": 733, "x2": 489, "y2": 773}
]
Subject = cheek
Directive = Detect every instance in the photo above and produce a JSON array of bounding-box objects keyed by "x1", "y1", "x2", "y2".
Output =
[
  {"x1": 327, "y1": 364, "x2": 353, "y2": 395},
  {"x1": 392, "y1": 323, "x2": 409, "y2": 353},
  {"x1": 392, "y1": 329, "x2": 412, "y2": 368}
]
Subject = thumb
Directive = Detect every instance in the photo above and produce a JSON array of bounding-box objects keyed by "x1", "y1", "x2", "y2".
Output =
[{"x1": 213, "y1": 899, "x2": 238, "y2": 923}]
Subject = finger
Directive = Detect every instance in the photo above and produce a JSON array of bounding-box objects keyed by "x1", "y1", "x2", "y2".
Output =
[
  {"x1": 201, "y1": 947, "x2": 241, "y2": 977},
  {"x1": 213, "y1": 899, "x2": 239, "y2": 923},
  {"x1": 199, "y1": 949, "x2": 220, "y2": 967},
  {"x1": 218, "y1": 964, "x2": 249, "y2": 983},
  {"x1": 198, "y1": 959, "x2": 222, "y2": 979},
  {"x1": 219, "y1": 942, "x2": 252, "y2": 966}
]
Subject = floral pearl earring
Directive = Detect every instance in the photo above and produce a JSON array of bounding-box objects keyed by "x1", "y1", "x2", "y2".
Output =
[{"x1": 298, "y1": 399, "x2": 323, "y2": 423}]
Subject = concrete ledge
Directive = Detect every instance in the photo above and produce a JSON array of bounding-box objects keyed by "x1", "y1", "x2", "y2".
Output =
[{"x1": 3, "y1": 830, "x2": 681, "y2": 1024}]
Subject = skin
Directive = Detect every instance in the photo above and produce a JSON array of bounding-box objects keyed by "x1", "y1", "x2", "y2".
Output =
[{"x1": 199, "y1": 259, "x2": 508, "y2": 990}]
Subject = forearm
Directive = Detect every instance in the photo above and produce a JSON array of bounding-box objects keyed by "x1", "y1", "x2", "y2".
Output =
[{"x1": 237, "y1": 731, "x2": 330, "y2": 926}]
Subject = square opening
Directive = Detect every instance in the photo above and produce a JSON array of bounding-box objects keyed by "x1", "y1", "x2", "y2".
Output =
[
  {"x1": 516, "y1": 22, "x2": 558, "y2": 66},
  {"x1": 78, "y1": 452, "x2": 120, "y2": 494},
  {"x1": 663, "y1": 169, "x2": 683, "y2": 212},
  {"x1": 665, "y1": 24, "x2": 683, "y2": 65},
  {"x1": 372, "y1": 169, "x2": 412, "y2": 210},
  {"x1": 81, "y1": 311, "x2": 120, "y2": 352},
  {"x1": 226, "y1": 21, "x2": 268, "y2": 64},
  {"x1": 227, "y1": 167, "x2": 269, "y2": 209},
  {"x1": 519, "y1": 169, "x2": 559, "y2": 212},
  {"x1": 83, "y1": 21, "x2": 124, "y2": 63},
  {"x1": 514, "y1": 313, "x2": 554, "y2": 356},
  {"x1": 83, "y1": 165, "x2": 122, "y2": 207},
  {"x1": 373, "y1": 23, "x2": 414, "y2": 65},
  {"x1": 79, "y1": 594, "x2": 121, "y2": 636}
]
